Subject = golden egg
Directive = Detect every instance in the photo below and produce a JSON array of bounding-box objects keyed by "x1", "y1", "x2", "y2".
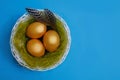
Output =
[
  {"x1": 26, "y1": 22, "x2": 47, "y2": 38},
  {"x1": 43, "y1": 30, "x2": 60, "y2": 52},
  {"x1": 27, "y1": 39, "x2": 45, "y2": 57}
]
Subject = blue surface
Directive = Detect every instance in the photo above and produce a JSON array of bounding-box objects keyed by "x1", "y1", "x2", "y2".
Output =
[{"x1": 0, "y1": 0, "x2": 120, "y2": 80}]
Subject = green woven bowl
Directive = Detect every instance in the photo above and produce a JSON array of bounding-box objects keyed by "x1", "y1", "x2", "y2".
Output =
[{"x1": 10, "y1": 10, "x2": 71, "y2": 71}]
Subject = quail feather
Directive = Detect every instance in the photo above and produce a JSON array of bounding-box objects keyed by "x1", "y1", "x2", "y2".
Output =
[{"x1": 26, "y1": 8, "x2": 57, "y2": 30}]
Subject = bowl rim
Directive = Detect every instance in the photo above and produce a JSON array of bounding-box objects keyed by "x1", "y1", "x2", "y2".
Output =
[{"x1": 10, "y1": 9, "x2": 71, "y2": 71}]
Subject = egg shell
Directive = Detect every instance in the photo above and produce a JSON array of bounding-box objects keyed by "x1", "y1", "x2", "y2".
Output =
[
  {"x1": 43, "y1": 30, "x2": 60, "y2": 52},
  {"x1": 26, "y1": 22, "x2": 47, "y2": 38},
  {"x1": 27, "y1": 39, "x2": 45, "y2": 57}
]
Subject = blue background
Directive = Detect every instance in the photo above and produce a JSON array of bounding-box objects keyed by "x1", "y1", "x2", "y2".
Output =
[{"x1": 0, "y1": 0, "x2": 120, "y2": 80}]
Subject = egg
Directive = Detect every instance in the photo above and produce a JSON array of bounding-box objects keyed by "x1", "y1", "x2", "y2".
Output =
[
  {"x1": 27, "y1": 39, "x2": 45, "y2": 57},
  {"x1": 26, "y1": 22, "x2": 47, "y2": 38},
  {"x1": 43, "y1": 30, "x2": 60, "y2": 52}
]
